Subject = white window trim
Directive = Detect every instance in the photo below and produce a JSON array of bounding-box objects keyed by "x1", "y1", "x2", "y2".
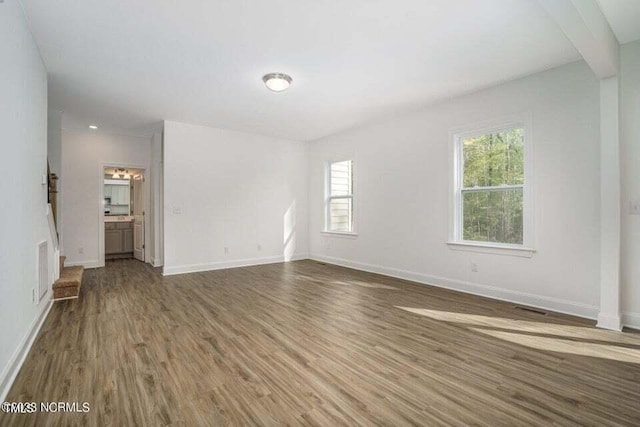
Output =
[
  {"x1": 320, "y1": 230, "x2": 359, "y2": 238},
  {"x1": 324, "y1": 159, "x2": 357, "y2": 236},
  {"x1": 448, "y1": 113, "x2": 535, "y2": 256}
]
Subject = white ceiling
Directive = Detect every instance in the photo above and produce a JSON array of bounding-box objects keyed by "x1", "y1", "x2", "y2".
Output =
[
  {"x1": 597, "y1": 0, "x2": 640, "y2": 44},
  {"x1": 598, "y1": 0, "x2": 640, "y2": 44},
  {"x1": 22, "y1": 0, "x2": 585, "y2": 141}
]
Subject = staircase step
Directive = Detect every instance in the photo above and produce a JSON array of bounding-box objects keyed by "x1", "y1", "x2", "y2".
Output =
[{"x1": 53, "y1": 265, "x2": 84, "y2": 300}]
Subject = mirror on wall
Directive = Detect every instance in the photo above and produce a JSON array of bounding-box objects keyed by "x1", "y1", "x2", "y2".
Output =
[{"x1": 103, "y1": 167, "x2": 143, "y2": 216}]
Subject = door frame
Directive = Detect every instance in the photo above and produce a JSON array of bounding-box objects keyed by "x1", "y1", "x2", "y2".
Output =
[
  {"x1": 98, "y1": 162, "x2": 148, "y2": 267},
  {"x1": 131, "y1": 176, "x2": 145, "y2": 262}
]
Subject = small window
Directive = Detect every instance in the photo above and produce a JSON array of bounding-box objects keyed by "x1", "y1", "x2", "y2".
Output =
[
  {"x1": 326, "y1": 160, "x2": 354, "y2": 233},
  {"x1": 453, "y1": 124, "x2": 529, "y2": 246}
]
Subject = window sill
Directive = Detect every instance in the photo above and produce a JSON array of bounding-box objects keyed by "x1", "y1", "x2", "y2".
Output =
[
  {"x1": 321, "y1": 231, "x2": 359, "y2": 239},
  {"x1": 447, "y1": 241, "x2": 535, "y2": 258}
]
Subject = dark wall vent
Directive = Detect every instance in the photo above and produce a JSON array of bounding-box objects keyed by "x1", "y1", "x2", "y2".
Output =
[{"x1": 514, "y1": 306, "x2": 547, "y2": 315}]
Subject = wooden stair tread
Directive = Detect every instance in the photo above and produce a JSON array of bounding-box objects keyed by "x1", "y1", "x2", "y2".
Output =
[
  {"x1": 53, "y1": 265, "x2": 84, "y2": 299},
  {"x1": 53, "y1": 266, "x2": 84, "y2": 288}
]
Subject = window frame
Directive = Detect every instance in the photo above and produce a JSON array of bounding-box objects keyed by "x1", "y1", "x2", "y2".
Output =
[
  {"x1": 449, "y1": 114, "x2": 535, "y2": 256},
  {"x1": 324, "y1": 159, "x2": 357, "y2": 236}
]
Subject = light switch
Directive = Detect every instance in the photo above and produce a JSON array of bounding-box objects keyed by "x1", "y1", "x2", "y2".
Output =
[{"x1": 630, "y1": 200, "x2": 640, "y2": 215}]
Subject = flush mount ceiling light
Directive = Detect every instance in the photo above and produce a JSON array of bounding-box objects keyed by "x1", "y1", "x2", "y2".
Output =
[
  {"x1": 262, "y1": 73, "x2": 292, "y2": 92},
  {"x1": 89, "y1": 125, "x2": 98, "y2": 129}
]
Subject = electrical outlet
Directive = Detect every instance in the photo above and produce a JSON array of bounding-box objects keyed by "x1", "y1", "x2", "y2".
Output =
[
  {"x1": 32, "y1": 288, "x2": 36, "y2": 302},
  {"x1": 470, "y1": 261, "x2": 478, "y2": 272},
  {"x1": 224, "y1": 247, "x2": 229, "y2": 254},
  {"x1": 78, "y1": 247, "x2": 84, "y2": 255},
  {"x1": 173, "y1": 207, "x2": 182, "y2": 215},
  {"x1": 629, "y1": 200, "x2": 640, "y2": 215},
  {"x1": 257, "y1": 244, "x2": 262, "y2": 251}
]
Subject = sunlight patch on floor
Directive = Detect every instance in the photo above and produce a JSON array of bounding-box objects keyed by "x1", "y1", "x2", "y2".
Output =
[
  {"x1": 471, "y1": 328, "x2": 640, "y2": 364},
  {"x1": 395, "y1": 307, "x2": 640, "y2": 345}
]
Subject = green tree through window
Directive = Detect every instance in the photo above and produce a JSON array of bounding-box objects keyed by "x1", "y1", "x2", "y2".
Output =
[{"x1": 460, "y1": 127, "x2": 524, "y2": 244}]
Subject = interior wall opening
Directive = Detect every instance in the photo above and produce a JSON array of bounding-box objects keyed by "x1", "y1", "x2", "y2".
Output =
[{"x1": 103, "y1": 166, "x2": 146, "y2": 263}]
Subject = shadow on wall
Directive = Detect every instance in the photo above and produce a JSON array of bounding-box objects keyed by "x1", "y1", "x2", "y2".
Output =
[{"x1": 284, "y1": 201, "x2": 296, "y2": 261}]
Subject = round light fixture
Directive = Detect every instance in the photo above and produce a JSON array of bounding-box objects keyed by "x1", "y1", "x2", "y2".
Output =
[{"x1": 262, "y1": 73, "x2": 292, "y2": 92}]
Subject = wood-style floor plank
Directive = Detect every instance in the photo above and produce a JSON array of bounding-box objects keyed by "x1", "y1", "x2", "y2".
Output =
[{"x1": 2, "y1": 259, "x2": 640, "y2": 426}]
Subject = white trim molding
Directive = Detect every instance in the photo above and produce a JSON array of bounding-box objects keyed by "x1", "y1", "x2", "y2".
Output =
[
  {"x1": 98, "y1": 162, "x2": 148, "y2": 269},
  {"x1": 64, "y1": 259, "x2": 102, "y2": 269},
  {"x1": 162, "y1": 253, "x2": 309, "y2": 276},
  {"x1": 597, "y1": 312, "x2": 622, "y2": 331},
  {"x1": 622, "y1": 312, "x2": 640, "y2": 331},
  {"x1": 449, "y1": 113, "x2": 535, "y2": 251},
  {"x1": 324, "y1": 158, "x2": 357, "y2": 234},
  {"x1": 150, "y1": 256, "x2": 163, "y2": 268},
  {"x1": 320, "y1": 231, "x2": 359, "y2": 239},
  {"x1": 0, "y1": 299, "x2": 53, "y2": 402},
  {"x1": 447, "y1": 241, "x2": 535, "y2": 258},
  {"x1": 309, "y1": 254, "x2": 599, "y2": 320}
]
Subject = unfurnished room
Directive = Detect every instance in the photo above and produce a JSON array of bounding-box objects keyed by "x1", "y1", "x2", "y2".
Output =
[{"x1": 1, "y1": 0, "x2": 640, "y2": 425}]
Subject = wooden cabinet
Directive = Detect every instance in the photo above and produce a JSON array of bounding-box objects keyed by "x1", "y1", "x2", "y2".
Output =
[
  {"x1": 105, "y1": 229, "x2": 122, "y2": 254},
  {"x1": 105, "y1": 221, "x2": 134, "y2": 256},
  {"x1": 122, "y1": 229, "x2": 134, "y2": 253}
]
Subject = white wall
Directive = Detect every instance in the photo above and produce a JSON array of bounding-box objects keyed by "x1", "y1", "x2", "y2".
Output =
[
  {"x1": 163, "y1": 121, "x2": 308, "y2": 275},
  {"x1": 620, "y1": 40, "x2": 640, "y2": 328},
  {"x1": 61, "y1": 130, "x2": 151, "y2": 267},
  {"x1": 308, "y1": 61, "x2": 602, "y2": 319},
  {"x1": 47, "y1": 109, "x2": 63, "y2": 245},
  {"x1": 0, "y1": 0, "x2": 54, "y2": 399},
  {"x1": 47, "y1": 110, "x2": 62, "y2": 177}
]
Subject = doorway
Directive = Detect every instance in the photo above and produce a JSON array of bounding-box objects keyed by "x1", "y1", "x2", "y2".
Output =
[
  {"x1": 102, "y1": 166, "x2": 145, "y2": 263},
  {"x1": 131, "y1": 175, "x2": 144, "y2": 261}
]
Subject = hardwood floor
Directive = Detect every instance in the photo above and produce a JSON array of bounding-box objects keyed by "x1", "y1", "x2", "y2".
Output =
[{"x1": 2, "y1": 259, "x2": 640, "y2": 426}]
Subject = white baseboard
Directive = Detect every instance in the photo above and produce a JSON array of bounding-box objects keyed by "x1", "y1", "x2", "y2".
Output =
[
  {"x1": 64, "y1": 259, "x2": 101, "y2": 269},
  {"x1": 622, "y1": 312, "x2": 640, "y2": 330},
  {"x1": 0, "y1": 298, "x2": 53, "y2": 402},
  {"x1": 309, "y1": 253, "x2": 600, "y2": 321},
  {"x1": 162, "y1": 253, "x2": 309, "y2": 276},
  {"x1": 597, "y1": 312, "x2": 622, "y2": 331}
]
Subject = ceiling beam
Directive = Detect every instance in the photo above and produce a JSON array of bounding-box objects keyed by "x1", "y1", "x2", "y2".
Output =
[{"x1": 537, "y1": 0, "x2": 619, "y2": 78}]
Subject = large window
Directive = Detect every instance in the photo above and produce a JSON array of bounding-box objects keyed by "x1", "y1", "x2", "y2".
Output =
[
  {"x1": 326, "y1": 160, "x2": 354, "y2": 233},
  {"x1": 453, "y1": 122, "x2": 531, "y2": 247}
]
